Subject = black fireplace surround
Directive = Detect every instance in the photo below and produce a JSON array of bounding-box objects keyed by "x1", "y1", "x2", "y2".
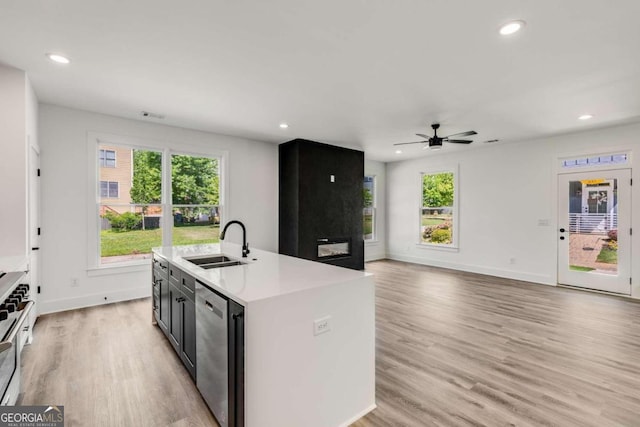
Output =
[{"x1": 279, "y1": 139, "x2": 364, "y2": 270}]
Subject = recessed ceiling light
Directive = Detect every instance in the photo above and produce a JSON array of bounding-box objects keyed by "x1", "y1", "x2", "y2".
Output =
[
  {"x1": 279, "y1": 123, "x2": 289, "y2": 129},
  {"x1": 395, "y1": 150, "x2": 402, "y2": 154},
  {"x1": 578, "y1": 114, "x2": 593, "y2": 120},
  {"x1": 499, "y1": 20, "x2": 525, "y2": 36},
  {"x1": 46, "y1": 53, "x2": 71, "y2": 64}
]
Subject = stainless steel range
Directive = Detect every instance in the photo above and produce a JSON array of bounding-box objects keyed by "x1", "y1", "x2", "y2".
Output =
[{"x1": 0, "y1": 271, "x2": 34, "y2": 406}]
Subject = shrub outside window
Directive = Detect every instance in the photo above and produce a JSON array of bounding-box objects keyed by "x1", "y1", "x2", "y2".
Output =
[{"x1": 420, "y1": 170, "x2": 457, "y2": 247}]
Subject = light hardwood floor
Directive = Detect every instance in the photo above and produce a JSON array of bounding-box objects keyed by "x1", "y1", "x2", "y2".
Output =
[{"x1": 19, "y1": 260, "x2": 640, "y2": 426}]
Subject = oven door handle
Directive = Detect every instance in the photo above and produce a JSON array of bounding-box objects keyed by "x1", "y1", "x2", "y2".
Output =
[{"x1": 0, "y1": 300, "x2": 34, "y2": 354}]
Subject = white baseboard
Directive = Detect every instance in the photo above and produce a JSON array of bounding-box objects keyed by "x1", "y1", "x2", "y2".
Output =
[
  {"x1": 386, "y1": 252, "x2": 555, "y2": 286},
  {"x1": 339, "y1": 403, "x2": 377, "y2": 427},
  {"x1": 38, "y1": 286, "x2": 150, "y2": 315}
]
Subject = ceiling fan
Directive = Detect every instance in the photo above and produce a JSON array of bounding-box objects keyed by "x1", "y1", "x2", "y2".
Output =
[{"x1": 394, "y1": 124, "x2": 477, "y2": 150}]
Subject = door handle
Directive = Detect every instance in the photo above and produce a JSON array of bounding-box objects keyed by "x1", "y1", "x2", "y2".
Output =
[{"x1": 31, "y1": 247, "x2": 40, "y2": 251}]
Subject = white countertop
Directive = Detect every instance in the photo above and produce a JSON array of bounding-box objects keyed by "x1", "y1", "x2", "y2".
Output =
[
  {"x1": 0, "y1": 256, "x2": 29, "y2": 273},
  {"x1": 152, "y1": 243, "x2": 371, "y2": 306}
]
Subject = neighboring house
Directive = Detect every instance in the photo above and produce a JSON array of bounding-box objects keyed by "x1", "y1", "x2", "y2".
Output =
[{"x1": 99, "y1": 145, "x2": 133, "y2": 213}]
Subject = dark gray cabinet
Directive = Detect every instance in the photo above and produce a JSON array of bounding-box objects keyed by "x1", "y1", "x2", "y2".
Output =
[
  {"x1": 152, "y1": 255, "x2": 169, "y2": 332},
  {"x1": 154, "y1": 261, "x2": 197, "y2": 381},
  {"x1": 168, "y1": 265, "x2": 182, "y2": 351},
  {"x1": 180, "y1": 272, "x2": 197, "y2": 380}
]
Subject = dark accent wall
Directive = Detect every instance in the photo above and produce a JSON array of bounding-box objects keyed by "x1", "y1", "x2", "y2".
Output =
[{"x1": 279, "y1": 139, "x2": 364, "y2": 270}]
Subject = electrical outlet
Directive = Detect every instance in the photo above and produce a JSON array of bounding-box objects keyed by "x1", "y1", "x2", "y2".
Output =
[
  {"x1": 314, "y1": 316, "x2": 331, "y2": 336},
  {"x1": 71, "y1": 278, "x2": 79, "y2": 287}
]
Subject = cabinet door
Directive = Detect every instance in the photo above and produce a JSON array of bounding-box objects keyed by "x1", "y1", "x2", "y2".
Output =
[
  {"x1": 228, "y1": 300, "x2": 245, "y2": 427},
  {"x1": 181, "y1": 297, "x2": 197, "y2": 380},
  {"x1": 169, "y1": 283, "x2": 181, "y2": 353},
  {"x1": 158, "y1": 268, "x2": 170, "y2": 333},
  {"x1": 152, "y1": 269, "x2": 160, "y2": 323}
]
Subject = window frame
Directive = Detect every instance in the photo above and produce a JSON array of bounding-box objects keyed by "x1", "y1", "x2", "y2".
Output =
[
  {"x1": 363, "y1": 175, "x2": 376, "y2": 242},
  {"x1": 87, "y1": 132, "x2": 228, "y2": 271},
  {"x1": 418, "y1": 166, "x2": 459, "y2": 250}
]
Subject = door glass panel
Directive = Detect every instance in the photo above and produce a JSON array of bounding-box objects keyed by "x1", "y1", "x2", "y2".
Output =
[{"x1": 567, "y1": 178, "x2": 618, "y2": 275}]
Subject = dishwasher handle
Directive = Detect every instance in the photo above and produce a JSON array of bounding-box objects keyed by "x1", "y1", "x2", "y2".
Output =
[{"x1": 204, "y1": 299, "x2": 224, "y2": 319}]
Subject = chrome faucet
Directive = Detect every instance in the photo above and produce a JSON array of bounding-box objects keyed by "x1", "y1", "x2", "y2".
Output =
[{"x1": 220, "y1": 220, "x2": 250, "y2": 258}]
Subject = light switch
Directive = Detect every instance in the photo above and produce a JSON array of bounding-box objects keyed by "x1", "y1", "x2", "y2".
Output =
[{"x1": 330, "y1": 175, "x2": 335, "y2": 183}]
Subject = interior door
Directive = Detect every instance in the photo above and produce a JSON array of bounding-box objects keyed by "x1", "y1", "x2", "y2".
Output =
[{"x1": 558, "y1": 169, "x2": 631, "y2": 294}]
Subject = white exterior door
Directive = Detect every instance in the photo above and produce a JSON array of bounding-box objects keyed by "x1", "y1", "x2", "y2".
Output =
[{"x1": 558, "y1": 169, "x2": 631, "y2": 294}]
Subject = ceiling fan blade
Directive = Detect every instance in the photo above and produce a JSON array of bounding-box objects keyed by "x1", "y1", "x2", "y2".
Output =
[
  {"x1": 444, "y1": 130, "x2": 477, "y2": 138},
  {"x1": 415, "y1": 133, "x2": 431, "y2": 139},
  {"x1": 393, "y1": 141, "x2": 428, "y2": 146},
  {"x1": 445, "y1": 139, "x2": 473, "y2": 144}
]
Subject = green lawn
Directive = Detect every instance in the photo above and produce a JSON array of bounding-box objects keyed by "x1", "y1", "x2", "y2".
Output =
[
  {"x1": 422, "y1": 215, "x2": 450, "y2": 226},
  {"x1": 364, "y1": 214, "x2": 373, "y2": 236},
  {"x1": 570, "y1": 265, "x2": 595, "y2": 272},
  {"x1": 596, "y1": 246, "x2": 617, "y2": 264},
  {"x1": 101, "y1": 224, "x2": 220, "y2": 257}
]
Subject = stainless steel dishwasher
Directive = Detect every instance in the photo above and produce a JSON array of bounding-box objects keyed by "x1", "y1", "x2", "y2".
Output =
[{"x1": 196, "y1": 280, "x2": 244, "y2": 427}]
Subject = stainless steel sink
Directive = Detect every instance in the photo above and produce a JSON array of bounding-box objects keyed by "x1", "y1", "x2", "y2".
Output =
[{"x1": 184, "y1": 255, "x2": 246, "y2": 269}]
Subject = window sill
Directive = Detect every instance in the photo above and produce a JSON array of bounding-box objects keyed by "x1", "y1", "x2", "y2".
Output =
[
  {"x1": 87, "y1": 261, "x2": 150, "y2": 277},
  {"x1": 416, "y1": 243, "x2": 459, "y2": 253}
]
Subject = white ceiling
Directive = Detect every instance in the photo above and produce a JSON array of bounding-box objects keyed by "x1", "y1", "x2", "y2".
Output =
[{"x1": 1, "y1": 0, "x2": 640, "y2": 161}]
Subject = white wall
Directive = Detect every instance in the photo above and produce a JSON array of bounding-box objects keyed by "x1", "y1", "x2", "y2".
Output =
[
  {"x1": 0, "y1": 64, "x2": 27, "y2": 258},
  {"x1": 39, "y1": 104, "x2": 278, "y2": 313},
  {"x1": 387, "y1": 121, "x2": 640, "y2": 299},
  {"x1": 364, "y1": 159, "x2": 386, "y2": 261}
]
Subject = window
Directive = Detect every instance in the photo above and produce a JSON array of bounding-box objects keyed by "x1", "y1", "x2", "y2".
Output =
[
  {"x1": 95, "y1": 141, "x2": 222, "y2": 266},
  {"x1": 100, "y1": 181, "x2": 119, "y2": 198},
  {"x1": 561, "y1": 153, "x2": 628, "y2": 169},
  {"x1": 99, "y1": 149, "x2": 116, "y2": 167},
  {"x1": 171, "y1": 153, "x2": 221, "y2": 247},
  {"x1": 363, "y1": 176, "x2": 375, "y2": 241},
  {"x1": 420, "y1": 170, "x2": 457, "y2": 247},
  {"x1": 99, "y1": 145, "x2": 163, "y2": 265}
]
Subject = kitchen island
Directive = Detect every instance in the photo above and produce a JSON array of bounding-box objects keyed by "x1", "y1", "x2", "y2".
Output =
[{"x1": 152, "y1": 243, "x2": 376, "y2": 427}]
